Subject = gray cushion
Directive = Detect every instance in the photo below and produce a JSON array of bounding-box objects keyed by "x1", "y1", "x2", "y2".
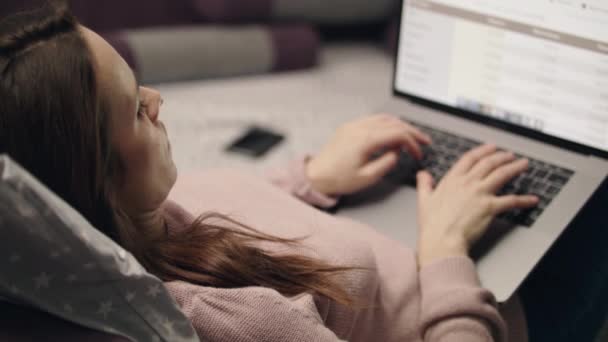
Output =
[
  {"x1": 0, "y1": 155, "x2": 199, "y2": 342},
  {"x1": 106, "y1": 24, "x2": 319, "y2": 84}
]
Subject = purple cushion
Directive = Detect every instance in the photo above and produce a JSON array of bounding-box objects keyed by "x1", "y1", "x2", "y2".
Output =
[
  {"x1": 192, "y1": 0, "x2": 272, "y2": 22},
  {"x1": 270, "y1": 25, "x2": 319, "y2": 72},
  {"x1": 385, "y1": 19, "x2": 399, "y2": 55},
  {"x1": 0, "y1": 0, "x2": 199, "y2": 31},
  {"x1": 1, "y1": 0, "x2": 397, "y2": 32},
  {"x1": 0, "y1": 301, "x2": 130, "y2": 342},
  {"x1": 68, "y1": 0, "x2": 199, "y2": 32}
]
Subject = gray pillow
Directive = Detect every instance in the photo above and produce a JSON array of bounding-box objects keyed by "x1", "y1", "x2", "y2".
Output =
[
  {"x1": 0, "y1": 155, "x2": 199, "y2": 342},
  {"x1": 106, "y1": 24, "x2": 319, "y2": 84}
]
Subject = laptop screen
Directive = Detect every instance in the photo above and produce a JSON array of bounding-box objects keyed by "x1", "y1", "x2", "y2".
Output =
[{"x1": 395, "y1": 0, "x2": 608, "y2": 153}]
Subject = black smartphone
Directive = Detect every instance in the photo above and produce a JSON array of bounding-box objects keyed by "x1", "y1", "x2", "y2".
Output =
[{"x1": 225, "y1": 127, "x2": 285, "y2": 157}]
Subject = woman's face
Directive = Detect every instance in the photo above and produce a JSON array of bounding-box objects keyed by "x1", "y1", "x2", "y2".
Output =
[{"x1": 81, "y1": 27, "x2": 177, "y2": 215}]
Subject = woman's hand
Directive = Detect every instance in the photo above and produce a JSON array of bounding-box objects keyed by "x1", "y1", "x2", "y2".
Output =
[
  {"x1": 306, "y1": 114, "x2": 431, "y2": 196},
  {"x1": 416, "y1": 144, "x2": 539, "y2": 267}
]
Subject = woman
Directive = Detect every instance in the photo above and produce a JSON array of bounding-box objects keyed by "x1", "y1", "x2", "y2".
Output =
[{"x1": 0, "y1": 3, "x2": 539, "y2": 341}]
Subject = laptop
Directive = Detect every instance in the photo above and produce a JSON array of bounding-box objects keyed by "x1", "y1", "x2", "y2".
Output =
[{"x1": 336, "y1": 0, "x2": 608, "y2": 302}]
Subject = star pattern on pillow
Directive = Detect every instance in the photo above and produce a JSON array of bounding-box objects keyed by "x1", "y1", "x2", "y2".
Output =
[
  {"x1": 33, "y1": 272, "x2": 52, "y2": 290},
  {"x1": 0, "y1": 155, "x2": 200, "y2": 342},
  {"x1": 97, "y1": 301, "x2": 114, "y2": 319},
  {"x1": 147, "y1": 284, "x2": 162, "y2": 298}
]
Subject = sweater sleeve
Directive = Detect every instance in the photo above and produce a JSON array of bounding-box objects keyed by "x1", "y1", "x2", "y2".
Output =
[
  {"x1": 419, "y1": 256, "x2": 508, "y2": 342},
  {"x1": 265, "y1": 156, "x2": 339, "y2": 209},
  {"x1": 164, "y1": 281, "x2": 347, "y2": 342}
]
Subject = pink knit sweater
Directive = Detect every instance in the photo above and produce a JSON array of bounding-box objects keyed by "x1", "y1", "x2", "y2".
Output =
[{"x1": 163, "y1": 159, "x2": 528, "y2": 342}]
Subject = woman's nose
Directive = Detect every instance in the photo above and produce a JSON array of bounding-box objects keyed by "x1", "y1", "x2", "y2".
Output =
[
  {"x1": 147, "y1": 96, "x2": 162, "y2": 122},
  {"x1": 142, "y1": 87, "x2": 163, "y2": 122}
]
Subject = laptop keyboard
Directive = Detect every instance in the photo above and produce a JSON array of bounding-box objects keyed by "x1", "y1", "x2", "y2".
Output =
[{"x1": 390, "y1": 121, "x2": 574, "y2": 227}]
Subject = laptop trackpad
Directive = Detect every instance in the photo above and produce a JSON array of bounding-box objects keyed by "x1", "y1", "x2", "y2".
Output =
[
  {"x1": 337, "y1": 180, "x2": 516, "y2": 258},
  {"x1": 337, "y1": 181, "x2": 420, "y2": 245}
]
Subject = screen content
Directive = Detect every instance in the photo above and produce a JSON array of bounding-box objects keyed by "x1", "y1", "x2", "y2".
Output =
[{"x1": 396, "y1": 0, "x2": 608, "y2": 151}]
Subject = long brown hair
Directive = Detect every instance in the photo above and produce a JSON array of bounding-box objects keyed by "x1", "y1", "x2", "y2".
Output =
[{"x1": 0, "y1": 2, "x2": 355, "y2": 306}]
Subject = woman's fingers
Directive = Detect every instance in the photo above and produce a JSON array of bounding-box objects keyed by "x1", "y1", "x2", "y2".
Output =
[
  {"x1": 366, "y1": 126, "x2": 424, "y2": 160},
  {"x1": 491, "y1": 195, "x2": 539, "y2": 214},
  {"x1": 468, "y1": 151, "x2": 516, "y2": 180},
  {"x1": 384, "y1": 117, "x2": 433, "y2": 145},
  {"x1": 450, "y1": 144, "x2": 497, "y2": 175},
  {"x1": 365, "y1": 120, "x2": 431, "y2": 158},
  {"x1": 483, "y1": 158, "x2": 530, "y2": 192},
  {"x1": 416, "y1": 170, "x2": 434, "y2": 211},
  {"x1": 360, "y1": 150, "x2": 400, "y2": 180},
  {"x1": 369, "y1": 114, "x2": 432, "y2": 144},
  {"x1": 409, "y1": 126, "x2": 432, "y2": 145}
]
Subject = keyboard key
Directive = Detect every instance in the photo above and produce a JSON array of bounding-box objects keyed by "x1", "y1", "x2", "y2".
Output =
[
  {"x1": 522, "y1": 216, "x2": 536, "y2": 227},
  {"x1": 530, "y1": 181, "x2": 546, "y2": 191},
  {"x1": 519, "y1": 177, "x2": 533, "y2": 189},
  {"x1": 537, "y1": 198, "x2": 550, "y2": 210},
  {"x1": 546, "y1": 185, "x2": 560, "y2": 196},
  {"x1": 534, "y1": 169, "x2": 549, "y2": 178},
  {"x1": 548, "y1": 173, "x2": 568, "y2": 185}
]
